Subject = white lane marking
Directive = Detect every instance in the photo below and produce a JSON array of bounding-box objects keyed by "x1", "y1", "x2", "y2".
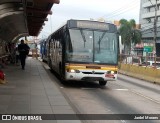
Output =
[
  {"x1": 111, "y1": 82, "x2": 160, "y2": 104},
  {"x1": 121, "y1": 120, "x2": 127, "y2": 123},
  {"x1": 130, "y1": 89, "x2": 160, "y2": 104},
  {"x1": 113, "y1": 89, "x2": 128, "y2": 91}
]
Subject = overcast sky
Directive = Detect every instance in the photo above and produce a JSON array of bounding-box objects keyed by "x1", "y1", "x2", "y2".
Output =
[{"x1": 39, "y1": 0, "x2": 140, "y2": 38}]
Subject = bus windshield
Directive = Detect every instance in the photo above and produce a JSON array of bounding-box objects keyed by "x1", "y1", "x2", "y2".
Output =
[{"x1": 66, "y1": 29, "x2": 118, "y2": 64}]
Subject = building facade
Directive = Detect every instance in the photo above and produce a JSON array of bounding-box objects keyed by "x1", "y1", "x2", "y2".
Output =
[
  {"x1": 140, "y1": 0, "x2": 160, "y2": 56},
  {"x1": 140, "y1": 0, "x2": 160, "y2": 42}
]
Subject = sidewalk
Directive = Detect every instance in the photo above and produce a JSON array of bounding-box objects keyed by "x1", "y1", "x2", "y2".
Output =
[{"x1": 0, "y1": 57, "x2": 82, "y2": 123}]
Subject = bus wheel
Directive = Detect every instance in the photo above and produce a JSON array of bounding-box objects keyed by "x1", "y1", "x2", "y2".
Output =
[{"x1": 99, "y1": 81, "x2": 107, "y2": 86}]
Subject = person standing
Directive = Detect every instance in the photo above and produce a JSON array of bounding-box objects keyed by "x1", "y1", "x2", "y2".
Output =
[{"x1": 18, "y1": 40, "x2": 30, "y2": 70}]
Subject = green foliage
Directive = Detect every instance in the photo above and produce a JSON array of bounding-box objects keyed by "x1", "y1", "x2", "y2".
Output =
[{"x1": 118, "y1": 19, "x2": 141, "y2": 46}]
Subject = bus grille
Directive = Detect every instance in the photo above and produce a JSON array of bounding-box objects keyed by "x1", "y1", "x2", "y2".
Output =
[{"x1": 82, "y1": 72, "x2": 104, "y2": 74}]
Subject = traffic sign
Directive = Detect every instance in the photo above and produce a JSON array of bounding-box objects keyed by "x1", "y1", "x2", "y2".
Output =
[{"x1": 143, "y1": 46, "x2": 153, "y2": 52}]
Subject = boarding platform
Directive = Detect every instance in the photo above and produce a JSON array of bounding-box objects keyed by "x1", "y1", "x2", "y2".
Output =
[{"x1": 0, "y1": 57, "x2": 81, "y2": 123}]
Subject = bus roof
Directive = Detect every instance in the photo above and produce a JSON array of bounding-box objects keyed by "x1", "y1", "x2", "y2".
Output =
[{"x1": 48, "y1": 19, "x2": 117, "y2": 38}]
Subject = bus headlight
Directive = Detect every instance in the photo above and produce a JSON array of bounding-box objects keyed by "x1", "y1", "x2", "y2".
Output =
[
  {"x1": 107, "y1": 71, "x2": 117, "y2": 74},
  {"x1": 67, "y1": 69, "x2": 80, "y2": 73},
  {"x1": 70, "y1": 69, "x2": 75, "y2": 73},
  {"x1": 111, "y1": 71, "x2": 114, "y2": 74}
]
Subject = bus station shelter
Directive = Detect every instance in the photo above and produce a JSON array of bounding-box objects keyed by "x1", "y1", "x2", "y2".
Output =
[
  {"x1": 0, "y1": 0, "x2": 60, "y2": 66},
  {"x1": 0, "y1": 0, "x2": 82, "y2": 120},
  {"x1": 0, "y1": 0, "x2": 60, "y2": 42}
]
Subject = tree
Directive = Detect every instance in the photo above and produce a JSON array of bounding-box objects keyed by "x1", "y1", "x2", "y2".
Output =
[{"x1": 118, "y1": 19, "x2": 141, "y2": 54}]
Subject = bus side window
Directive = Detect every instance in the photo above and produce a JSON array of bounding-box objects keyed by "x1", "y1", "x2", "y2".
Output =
[
  {"x1": 59, "y1": 41, "x2": 62, "y2": 48},
  {"x1": 57, "y1": 41, "x2": 59, "y2": 49},
  {"x1": 53, "y1": 41, "x2": 55, "y2": 49}
]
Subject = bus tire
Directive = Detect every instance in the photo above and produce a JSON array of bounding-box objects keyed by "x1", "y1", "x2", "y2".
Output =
[
  {"x1": 59, "y1": 64, "x2": 67, "y2": 84},
  {"x1": 99, "y1": 81, "x2": 107, "y2": 86}
]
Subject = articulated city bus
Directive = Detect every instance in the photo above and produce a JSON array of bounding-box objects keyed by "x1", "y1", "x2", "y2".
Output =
[
  {"x1": 47, "y1": 19, "x2": 118, "y2": 86},
  {"x1": 40, "y1": 38, "x2": 49, "y2": 62}
]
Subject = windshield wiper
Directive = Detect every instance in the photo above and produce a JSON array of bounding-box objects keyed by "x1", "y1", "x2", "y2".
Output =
[
  {"x1": 80, "y1": 29, "x2": 86, "y2": 48},
  {"x1": 98, "y1": 32, "x2": 106, "y2": 52}
]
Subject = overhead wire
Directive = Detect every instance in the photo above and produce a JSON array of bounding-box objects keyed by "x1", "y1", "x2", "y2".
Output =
[
  {"x1": 100, "y1": 0, "x2": 160, "y2": 40},
  {"x1": 99, "y1": 0, "x2": 137, "y2": 18},
  {"x1": 96, "y1": 0, "x2": 159, "y2": 36},
  {"x1": 105, "y1": 3, "x2": 139, "y2": 20},
  {"x1": 141, "y1": 21, "x2": 160, "y2": 30},
  {"x1": 141, "y1": 24, "x2": 160, "y2": 35},
  {"x1": 97, "y1": 0, "x2": 139, "y2": 20}
]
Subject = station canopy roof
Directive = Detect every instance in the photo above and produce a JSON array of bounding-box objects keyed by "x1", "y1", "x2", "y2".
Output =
[{"x1": 0, "y1": 0, "x2": 60, "y2": 42}]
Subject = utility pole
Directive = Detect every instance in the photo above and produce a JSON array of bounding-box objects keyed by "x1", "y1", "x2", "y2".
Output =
[
  {"x1": 153, "y1": 0, "x2": 159, "y2": 66},
  {"x1": 153, "y1": 0, "x2": 158, "y2": 56}
]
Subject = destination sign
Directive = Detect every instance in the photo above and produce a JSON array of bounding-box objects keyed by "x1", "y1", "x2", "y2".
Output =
[{"x1": 77, "y1": 21, "x2": 109, "y2": 30}]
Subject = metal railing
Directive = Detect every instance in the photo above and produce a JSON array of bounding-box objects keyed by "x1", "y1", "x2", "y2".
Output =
[{"x1": 119, "y1": 54, "x2": 160, "y2": 69}]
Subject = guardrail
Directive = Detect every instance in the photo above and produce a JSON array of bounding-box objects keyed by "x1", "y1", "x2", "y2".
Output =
[
  {"x1": 119, "y1": 54, "x2": 160, "y2": 84},
  {"x1": 119, "y1": 63, "x2": 160, "y2": 84},
  {"x1": 119, "y1": 54, "x2": 160, "y2": 69}
]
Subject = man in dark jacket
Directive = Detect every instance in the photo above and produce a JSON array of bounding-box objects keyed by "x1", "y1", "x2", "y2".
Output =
[{"x1": 18, "y1": 39, "x2": 30, "y2": 70}]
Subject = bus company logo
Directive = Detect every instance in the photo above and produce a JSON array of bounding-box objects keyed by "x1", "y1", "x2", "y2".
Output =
[
  {"x1": 92, "y1": 71, "x2": 95, "y2": 74},
  {"x1": 2, "y1": 115, "x2": 11, "y2": 120}
]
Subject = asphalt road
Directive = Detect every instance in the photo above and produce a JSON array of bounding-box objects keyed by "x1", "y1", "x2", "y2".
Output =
[{"x1": 44, "y1": 64, "x2": 160, "y2": 123}]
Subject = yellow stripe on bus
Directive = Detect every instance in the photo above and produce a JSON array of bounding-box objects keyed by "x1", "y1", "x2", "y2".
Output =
[{"x1": 65, "y1": 64, "x2": 118, "y2": 71}]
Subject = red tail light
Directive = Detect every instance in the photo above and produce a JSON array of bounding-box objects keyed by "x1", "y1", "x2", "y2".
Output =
[{"x1": 0, "y1": 70, "x2": 5, "y2": 80}]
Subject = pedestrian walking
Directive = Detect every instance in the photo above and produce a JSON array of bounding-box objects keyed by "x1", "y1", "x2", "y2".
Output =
[{"x1": 18, "y1": 40, "x2": 30, "y2": 70}]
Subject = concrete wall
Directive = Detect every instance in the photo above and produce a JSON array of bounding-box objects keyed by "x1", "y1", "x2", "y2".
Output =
[{"x1": 119, "y1": 64, "x2": 160, "y2": 84}]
